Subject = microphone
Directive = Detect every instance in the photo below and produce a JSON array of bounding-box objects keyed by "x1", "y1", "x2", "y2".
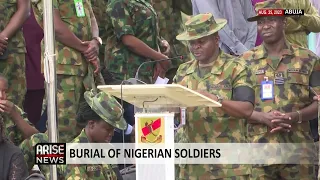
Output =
[{"x1": 134, "y1": 55, "x2": 184, "y2": 83}]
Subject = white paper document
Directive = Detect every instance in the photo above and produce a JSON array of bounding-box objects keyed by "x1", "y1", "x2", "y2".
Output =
[{"x1": 154, "y1": 76, "x2": 169, "y2": 84}]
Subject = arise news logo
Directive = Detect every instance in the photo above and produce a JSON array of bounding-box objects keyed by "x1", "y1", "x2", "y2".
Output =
[{"x1": 35, "y1": 143, "x2": 66, "y2": 165}]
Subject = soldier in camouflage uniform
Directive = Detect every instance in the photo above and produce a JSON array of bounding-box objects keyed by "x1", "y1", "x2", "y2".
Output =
[
  {"x1": 0, "y1": 0, "x2": 30, "y2": 109},
  {"x1": 106, "y1": 0, "x2": 171, "y2": 84},
  {"x1": 32, "y1": 0, "x2": 102, "y2": 143},
  {"x1": 20, "y1": 90, "x2": 128, "y2": 179},
  {"x1": 174, "y1": 13, "x2": 255, "y2": 179},
  {"x1": 0, "y1": 74, "x2": 38, "y2": 146},
  {"x1": 64, "y1": 90, "x2": 127, "y2": 179},
  {"x1": 151, "y1": 0, "x2": 192, "y2": 83},
  {"x1": 241, "y1": 1, "x2": 320, "y2": 179},
  {"x1": 105, "y1": 0, "x2": 171, "y2": 149}
]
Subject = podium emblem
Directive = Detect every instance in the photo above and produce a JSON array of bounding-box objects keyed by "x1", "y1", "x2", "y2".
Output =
[{"x1": 139, "y1": 117, "x2": 164, "y2": 143}]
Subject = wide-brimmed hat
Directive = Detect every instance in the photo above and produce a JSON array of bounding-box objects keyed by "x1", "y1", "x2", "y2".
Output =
[
  {"x1": 176, "y1": 13, "x2": 227, "y2": 41},
  {"x1": 84, "y1": 90, "x2": 127, "y2": 130},
  {"x1": 248, "y1": 0, "x2": 284, "y2": 22}
]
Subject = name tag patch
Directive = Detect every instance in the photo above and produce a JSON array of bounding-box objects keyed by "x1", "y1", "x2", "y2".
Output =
[
  {"x1": 255, "y1": 69, "x2": 265, "y2": 75},
  {"x1": 287, "y1": 68, "x2": 309, "y2": 75},
  {"x1": 86, "y1": 166, "x2": 101, "y2": 172}
]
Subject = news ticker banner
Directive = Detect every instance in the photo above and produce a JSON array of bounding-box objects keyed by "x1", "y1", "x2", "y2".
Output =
[
  {"x1": 35, "y1": 143, "x2": 318, "y2": 165},
  {"x1": 257, "y1": 9, "x2": 304, "y2": 16}
]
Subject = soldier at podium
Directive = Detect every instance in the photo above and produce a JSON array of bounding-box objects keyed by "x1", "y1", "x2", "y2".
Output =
[{"x1": 173, "y1": 13, "x2": 255, "y2": 179}]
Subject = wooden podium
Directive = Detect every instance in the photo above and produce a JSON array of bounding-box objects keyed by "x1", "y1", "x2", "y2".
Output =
[{"x1": 98, "y1": 84, "x2": 221, "y2": 180}]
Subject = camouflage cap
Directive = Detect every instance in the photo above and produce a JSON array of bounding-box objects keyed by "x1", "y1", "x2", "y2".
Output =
[
  {"x1": 176, "y1": 13, "x2": 227, "y2": 41},
  {"x1": 247, "y1": 0, "x2": 283, "y2": 22},
  {"x1": 84, "y1": 90, "x2": 128, "y2": 130}
]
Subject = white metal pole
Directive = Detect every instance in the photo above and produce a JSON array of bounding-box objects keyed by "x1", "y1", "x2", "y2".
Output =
[{"x1": 42, "y1": 0, "x2": 58, "y2": 179}]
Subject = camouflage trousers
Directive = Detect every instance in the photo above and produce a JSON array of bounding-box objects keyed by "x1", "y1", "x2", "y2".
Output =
[
  {"x1": 0, "y1": 53, "x2": 26, "y2": 108},
  {"x1": 250, "y1": 164, "x2": 315, "y2": 180},
  {"x1": 54, "y1": 75, "x2": 85, "y2": 143}
]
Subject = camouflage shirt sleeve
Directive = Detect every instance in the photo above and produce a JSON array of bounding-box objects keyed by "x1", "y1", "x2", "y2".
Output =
[
  {"x1": 310, "y1": 55, "x2": 320, "y2": 95},
  {"x1": 297, "y1": 0, "x2": 320, "y2": 32},
  {"x1": 231, "y1": 60, "x2": 255, "y2": 105},
  {"x1": 32, "y1": 0, "x2": 58, "y2": 27},
  {"x1": 172, "y1": 62, "x2": 190, "y2": 84},
  {"x1": 32, "y1": 0, "x2": 58, "y2": 13},
  {"x1": 107, "y1": 0, "x2": 135, "y2": 40},
  {"x1": 7, "y1": 105, "x2": 34, "y2": 146}
]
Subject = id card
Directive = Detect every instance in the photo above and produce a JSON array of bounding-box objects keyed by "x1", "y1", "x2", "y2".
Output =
[
  {"x1": 261, "y1": 80, "x2": 274, "y2": 100},
  {"x1": 74, "y1": 0, "x2": 85, "y2": 17}
]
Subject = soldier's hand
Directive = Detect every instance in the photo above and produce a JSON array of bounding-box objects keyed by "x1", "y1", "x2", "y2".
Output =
[
  {"x1": 89, "y1": 58, "x2": 100, "y2": 74},
  {"x1": 160, "y1": 40, "x2": 171, "y2": 56},
  {"x1": 0, "y1": 99, "x2": 15, "y2": 115},
  {"x1": 313, "y1": 95, "x2": 320, "y2": 101},
  {"x1": 268, "y1": 111, "x2": 299, "y2": 133},
  {"x1": 82, "y1": 40, "x2": 99, "y2": 60},
  {"x1": 260, "y1": 111, "x2": 291, "y2": 133},
  {"x1": 159, "y1": 59, "x2": 171, "y2": 71},
  {"x1": 0, "y1": 33, "x2": 8, "y2": 55},
  {"x1": 271, "y1": 111, "x2": 298, "y2": 125},
  {"x1": 153, "y1": 63, "x2": 167, "y2": 81}
]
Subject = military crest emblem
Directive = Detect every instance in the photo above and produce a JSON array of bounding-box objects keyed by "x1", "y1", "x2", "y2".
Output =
[{"x1": 139, "y1": 117, "x2": 164, "y2": 143}]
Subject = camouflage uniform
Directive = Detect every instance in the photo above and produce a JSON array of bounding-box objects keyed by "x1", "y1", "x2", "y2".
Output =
[
  {"x1": 174, "y1": 14, "x2": 255, "y2": 179},
  {"x1": 106, "y1": 0, "x2": 161, "y2": 83},
  {"x1": 242, "y1": 42, "x2": 318, "y2": 180},
  {"x1": 64, "y1": 90, "x2": 127, "y2": 179},
  {"x1": 32, "y1": 0, "x2": 95, "y2": 142},
  {"x1": 4, "y1": 105, "x2": 33, "y2": 146},
  {"x1": 19, "y1": 133, "x2": 55, "y2": 180},
  {"x1": 151, "y1": 0, "x2": 192, "y2": 83},
  {"x1": 20, "y1": 134, "x2": 47, "y2": 167},
  {"x1": 64, "y1": 130, "x2": 118, "y2": 180},
  {"x1": 280, "y1": 0, "x2": 320, "y2": 49},
  {"x1": 91, "y1": 0, "x2": 109, "y2": 67},
  {"x1": 20, "y1": 90, "x2": 128, "y2": 179},
  {"x1": 0, "y1": 0, "x2": 27, "y2": 109},
  {"x1": 243, "y1": 1, "x2": 319, "y2": 179}
]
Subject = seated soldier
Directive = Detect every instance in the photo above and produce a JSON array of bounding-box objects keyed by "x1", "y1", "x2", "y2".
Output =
[
  {"x1": 20, "y1": 90, "x2": 128, "y2": 180},
  {"x1": 64, "y1": 90, "x2": 126, "y2": 179},
  {"x1": 0, "y1": 73, "x2": 38, "y2": 146}
]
